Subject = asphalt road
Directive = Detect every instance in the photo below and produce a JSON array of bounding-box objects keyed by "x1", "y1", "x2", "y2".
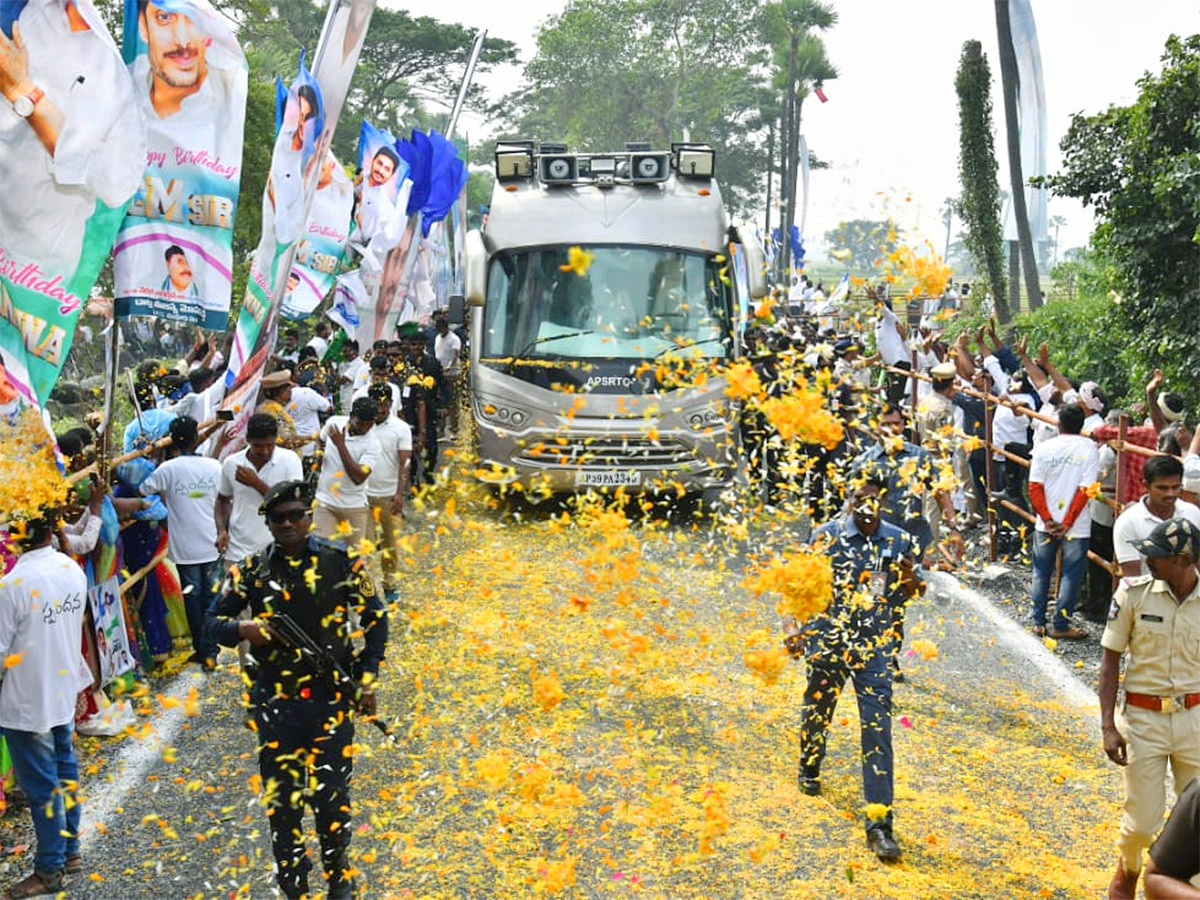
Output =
[{"x1": 0, "y1": 497, "x2": 1121, "y2": 899}]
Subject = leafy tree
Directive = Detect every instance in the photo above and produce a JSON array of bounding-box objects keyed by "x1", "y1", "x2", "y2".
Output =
[
  {"x1": 823, "y1": 219, "x2": 901, "y2": 270},
  {"x1": 503, "y1": 0, "x2": 771, "y2": 213},
  {"x1": 1045, "y1": 34, "x2": 1200, "y2": 398},
  {"x1": 955, "y1": 40, "x2": 1009, "y2": 322}
]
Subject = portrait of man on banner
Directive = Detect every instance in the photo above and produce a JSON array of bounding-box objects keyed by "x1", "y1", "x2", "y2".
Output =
[
  {"x1": 0, "y1": 0, "x2": 144, "y2": 406},
  {"x1": 113, "y1": 0, "x2": 247, "y2": 331},
  {"x1": 225, "y1": 64, "x2": 323, "y2": 406},
  {"x1": 282, "y1": 151, "x2": 354, "y2": 321},
  {"x1": 352, "y1": 120, "x2": 411, "y2": 257}
]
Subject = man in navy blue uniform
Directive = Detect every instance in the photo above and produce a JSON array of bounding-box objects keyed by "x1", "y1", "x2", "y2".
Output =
[
  {"x1": 208, "y1": 480, "x2": 387, "y2": 899},
  {"x1": 783, "y1": 475, "x2": 924, "y2": 862}
]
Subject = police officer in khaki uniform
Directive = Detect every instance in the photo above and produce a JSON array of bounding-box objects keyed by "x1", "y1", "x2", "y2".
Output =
[
  {"x1": 1100, "y1": 517, "x2": 1200, "y2": 900},
  {"x1": 914, "y1": 361, "x2": 966, "y2": 564}
]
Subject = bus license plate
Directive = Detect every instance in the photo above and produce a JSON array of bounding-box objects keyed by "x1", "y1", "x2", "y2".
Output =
[{"x1": 577, "y1": 470, "x2": 642, "y2": 487}]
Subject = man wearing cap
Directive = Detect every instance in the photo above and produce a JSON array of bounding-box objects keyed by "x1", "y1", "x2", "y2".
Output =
[
  {"x1": 1100, "y1": 517, "x2": 1200, "y2": 900},
  {"x1": 914, "y1": 361, "x2": 967, "y2": 562},
  {"x1": 138, "y1": 416, "x2": 223, "y2": 668},
  {"x1": 256, "y1": 370, "x2": 299, "y2": 447},
  {"x1": 313, "y1": 396, "x2": 382, "y2": 550},
  {"x1": 785, "y1": 476, "x2": 924, "y2": 862},
  {"x1": 209, "y1": 480, "x2": 387, "y2": 900}
]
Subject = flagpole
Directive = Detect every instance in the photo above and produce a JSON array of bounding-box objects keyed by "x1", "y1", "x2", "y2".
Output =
[{"x1": 384, "y1": 29, "x2": 487, "y2": 331}]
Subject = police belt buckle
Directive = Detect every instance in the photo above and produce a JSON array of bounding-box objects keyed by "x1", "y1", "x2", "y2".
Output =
[{"x1": 1164, "y1": 695, "x2": 1186, "y2": 714}]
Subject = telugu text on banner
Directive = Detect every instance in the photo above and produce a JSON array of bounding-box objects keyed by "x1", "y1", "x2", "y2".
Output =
[{"x1": 0, "y1": 0, "x2": 145, "y2": 407}]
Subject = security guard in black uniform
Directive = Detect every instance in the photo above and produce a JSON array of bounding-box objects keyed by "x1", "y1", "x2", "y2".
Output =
[{"x1": 208, "y1": 480, "x2": 388, "y2": 900}]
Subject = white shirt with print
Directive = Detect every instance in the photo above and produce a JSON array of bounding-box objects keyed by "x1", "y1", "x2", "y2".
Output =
[
  {"x1": 0, "y1": 547, "x2": 93, "y2": 732},
  {"x1": 139, "y1": 454, "x2": 223, "y2": 563}
]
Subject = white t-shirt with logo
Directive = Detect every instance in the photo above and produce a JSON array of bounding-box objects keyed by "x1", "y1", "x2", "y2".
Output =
[
  {"x1": 217, "y1": 446, "x2": 304, "y2": 563},
  {"x1": 0, "y1": 547, "x2": 94, "y2": 732},
  {"x1": 367, "y1": 417, "x2": 414, "y2": 497},
  {"x1": 1028, "y1": 433, "x2": 1100, "y2": 538},
  {"x1": 140, "y1": 454, "x2": 223, "y2": 564},
  {"x1": 316, "y1": 417, "x2": 382, "y2": 510}
]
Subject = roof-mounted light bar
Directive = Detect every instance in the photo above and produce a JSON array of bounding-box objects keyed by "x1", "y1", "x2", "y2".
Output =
[
  {"x1": 672, "y1": 142, "x2": 715, "y2": 179},
  {"x1": 494, "y1": 140, "x2": 534, "y2": 181},
  {"x1": 493, "y1": 141, "x2": 716, "y2": 185}
]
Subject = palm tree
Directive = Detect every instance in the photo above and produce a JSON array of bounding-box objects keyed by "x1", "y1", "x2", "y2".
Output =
[
  {"x1": 762, "y1": 0, "x2": 837, "y2": 277},
  {"x1": 941, "y1": 197, "x2": 958, "y2": 265}
]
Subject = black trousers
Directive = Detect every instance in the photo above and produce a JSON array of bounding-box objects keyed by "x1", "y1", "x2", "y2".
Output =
[
  {"x1": 885, "y1": 360, "x2": 911, "y2": 408},
  {"x1": 255, "y1": 692, "x2": 356, "y2": 899},
  {"x1": 1084, "y1": 521, "x2": 1115, "y2": 618}
]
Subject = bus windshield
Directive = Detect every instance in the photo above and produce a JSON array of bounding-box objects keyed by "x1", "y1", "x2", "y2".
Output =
[{"x1": 482, "y1": 246, "x2": 731, "y2": 362}]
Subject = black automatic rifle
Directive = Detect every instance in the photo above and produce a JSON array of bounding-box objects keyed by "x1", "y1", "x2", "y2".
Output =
[{"x1": 269, "y1": 612, "x2": 395, "y2": 739}]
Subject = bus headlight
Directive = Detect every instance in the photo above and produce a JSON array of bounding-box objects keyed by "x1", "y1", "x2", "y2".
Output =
[{"x1": 479, "y1": 401, "x2": 529, "y2": 428}]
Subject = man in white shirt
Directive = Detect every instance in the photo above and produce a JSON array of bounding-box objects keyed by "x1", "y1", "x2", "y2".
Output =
[
  {"x1": 305, "y1": 320, "x2": 330, "y2": 362},
  {"x1": 874, "y1": 298, "x2": 909, "y2": 407},
  {"x1": 313, "y1": 396, "x2": 382, "y2": 550},
  {"x1": 337, "y1": 338, "x2": 366, "y2": 413},
  {"x1": 0, "y1": 517, "x2": 92, "y2": 896},
  {"x1": 1113, "y1": 456, "x2": 1200, "y2": 579},
  {"x1": 138, "y1": 415, "x2": 222, "y2": 667},
  {"x1": 285, "y1": 376, "x2": 331, "y2": 467},
  {"x1": 433, "y1": 314, "x2": 461, "y2": 439},
  {"x1": 365, "y1": 383, "x2": 411, "y2": 601},
  {"x1": 1028, "y1": 404, "x2": 1099, "y2": 639},
  {"x1": 215, "y1": 413, "x2": 303, "y2": 568}
]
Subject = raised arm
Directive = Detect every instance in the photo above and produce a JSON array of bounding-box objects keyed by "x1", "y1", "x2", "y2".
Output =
[
  {"x1": 1013, "y1": 334, "x2": 1050, "y2": 391},
  {"x1": 1038, "y1": 342, "x2": 1073, "y2": 394},
  {"x1": 1146, "y1": 369, "x2": 1168, "y2": 434}
]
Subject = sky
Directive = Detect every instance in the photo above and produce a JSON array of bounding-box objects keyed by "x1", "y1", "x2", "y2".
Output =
[{"x1": 388, "y1": 0, "x2": 1198, "y2": 257}]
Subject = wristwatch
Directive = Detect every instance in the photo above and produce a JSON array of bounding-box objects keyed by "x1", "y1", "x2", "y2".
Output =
[{"x1": 11, "y1": 86, "x2": 43, "y2": 119}]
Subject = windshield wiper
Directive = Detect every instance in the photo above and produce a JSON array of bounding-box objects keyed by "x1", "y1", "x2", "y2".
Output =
[
  {"x1": 506, "y1": 331, "x2": 594, "y2": 373},
  {"x1": 654, "y1": 336, "x2": 726, "y2": 358}
]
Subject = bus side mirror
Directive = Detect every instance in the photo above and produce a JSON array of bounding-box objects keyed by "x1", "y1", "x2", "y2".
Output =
[
  {"x1": 735, "y1": 225, "x2": 768, "y2": 299},
  {"x1": 447, "y1": 294, "x2": 466, "y2": 326},
  {"x1": 466, "y1": 230, "x2": 487, "y2": 306}
]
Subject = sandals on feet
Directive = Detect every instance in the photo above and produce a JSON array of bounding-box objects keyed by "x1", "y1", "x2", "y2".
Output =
[{"x1": 1048, "y1": 626, "x2": 1087, "y2": 640}]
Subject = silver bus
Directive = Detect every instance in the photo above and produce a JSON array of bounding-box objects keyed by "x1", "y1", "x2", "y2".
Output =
[{"x1": 464, "y1": 141, "x2": 766, "y2": 503}]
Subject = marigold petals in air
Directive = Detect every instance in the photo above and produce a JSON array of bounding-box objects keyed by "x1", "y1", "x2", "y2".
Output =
[{"x1": 559, "y1": 246, "x2": 595, "y2": 276}]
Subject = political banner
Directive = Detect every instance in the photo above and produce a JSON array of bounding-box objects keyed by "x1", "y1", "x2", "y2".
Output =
[
  {"x1": 281, "y1": 153, "x2": 354, "y2": 321},
  {"x1": 220, "y1": 0, "x2": 377, "y2": 455},
  {"x1": 113, "y1": 0, "x2": 248, "y2": 331},
  {"x1": 222, "y1": 57, "x2": 323, "y2": 429},
  {"x1": 350, "y1": 120, "x2": 412, "y2": 274},
  {"x1": 0, "y1": 0, "x2": 145, "y2": 407},
  {"x1": 88, "y1": 576, "x2": 136, "y2": 686}
]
